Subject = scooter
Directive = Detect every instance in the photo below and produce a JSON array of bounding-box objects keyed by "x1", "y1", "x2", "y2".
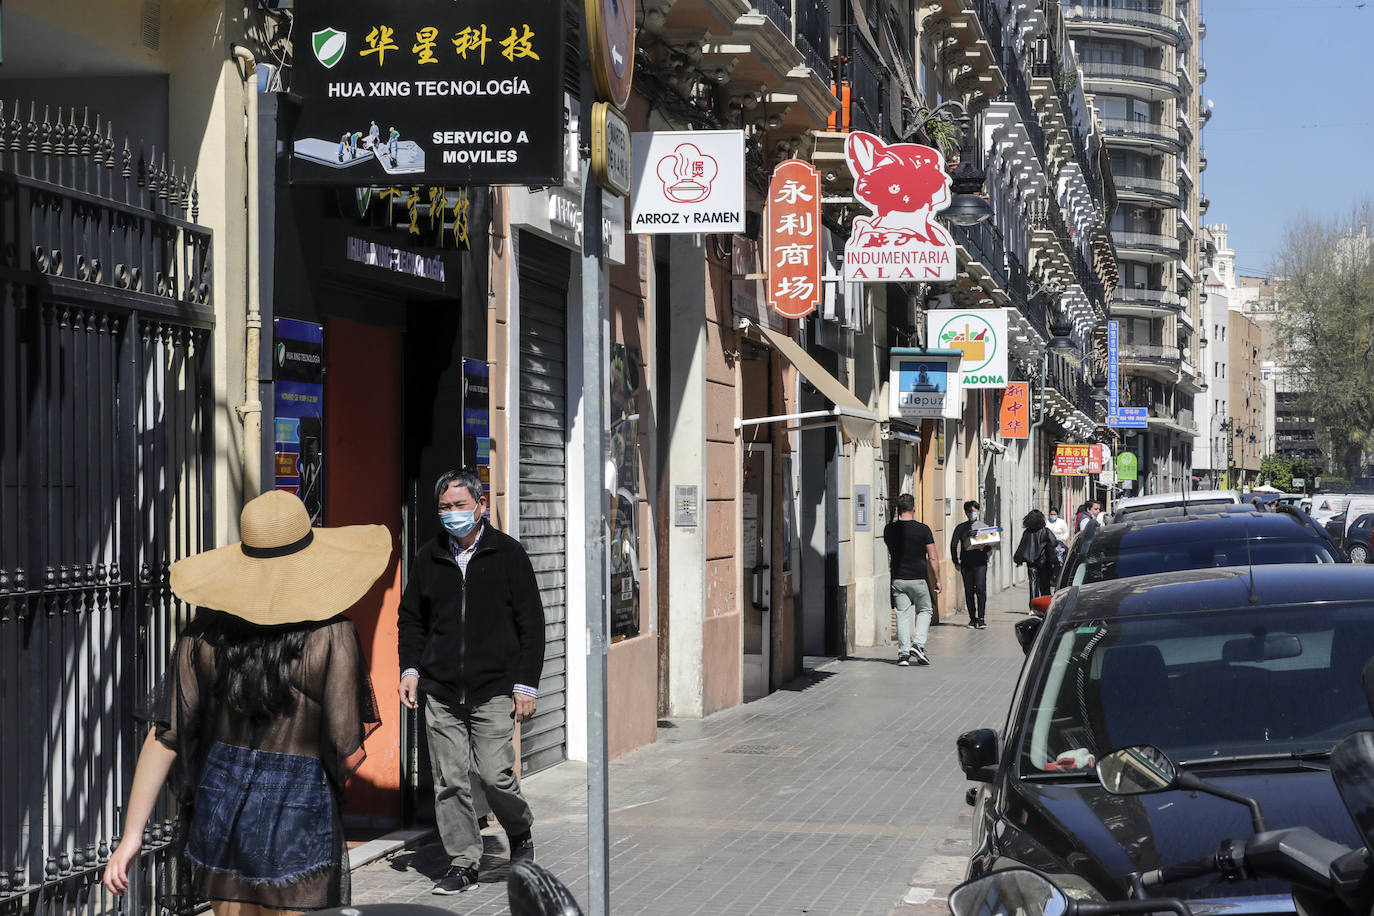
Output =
[{"x1": 950, "y1": 732, "x2": 1374, "y2": 916}]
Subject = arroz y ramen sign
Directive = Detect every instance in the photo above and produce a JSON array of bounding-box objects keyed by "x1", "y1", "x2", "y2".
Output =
[{"x1": 842, "y1": 131, "x2": 955, "y2": 283}]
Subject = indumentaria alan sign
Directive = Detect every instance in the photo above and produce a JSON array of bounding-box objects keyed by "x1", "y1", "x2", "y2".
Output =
[{"x1": 842, "y1": 131, "x2": 956, "y2": 283}]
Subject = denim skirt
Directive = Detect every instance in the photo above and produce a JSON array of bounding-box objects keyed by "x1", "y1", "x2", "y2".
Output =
[{"x1": 186, "y1": 741, "x2": 335, "y2": 886}]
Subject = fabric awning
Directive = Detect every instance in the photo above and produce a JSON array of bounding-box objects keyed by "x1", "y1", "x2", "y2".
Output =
[{"x1": 733, "y1": 323, "x2": 878, "y2": 443}]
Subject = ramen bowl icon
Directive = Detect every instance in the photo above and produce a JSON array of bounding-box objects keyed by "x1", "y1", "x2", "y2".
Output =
[{"x1": 656, "y1": 143, "x2": 719, "y2": 203}]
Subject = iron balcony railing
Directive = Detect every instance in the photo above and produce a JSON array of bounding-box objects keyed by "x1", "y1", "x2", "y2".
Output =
[
  {"x1": 842, "y1": 29, "x2": 887, "y2": 137},
  {"x1": 952, "y1": 219, "x2": 1013, "y2": 296},
  {"x1": 1066, "y1": 4, "x2": 1181, "y2": 42},
  {"x1": 795, "y1": 0, "x2": 831, "y2": 77},
  {"x1": 1115, "y1": 287, "x2": 1183, "y2": 310},
  {"x1": 756, "y1": 0, "x2": 792, "y2": 39},
  {"x1": 1121, "y1": 342, "x2": 1183, "y2": 363},
  {"x1": 1100, "y1": 116, "x2": 1182, "y2": 149},
  {"x1": 974, "y1": 0, "x2": 1007, "y2": 69},
  {"x1": 1112, "y1": 230, "x2": 1183, "y2": 255},
  {"x1": 1114, "y1": 174, "x2": 1182, "y2": 204},
  {"x1": 999, "y1": 61, "x2": 1050, "y2": 168},
  {"x1": 1080, "y1": 62, "x2": 1182, "y2": 94}
]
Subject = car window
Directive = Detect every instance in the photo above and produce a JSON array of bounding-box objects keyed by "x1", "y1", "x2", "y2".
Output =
[
  {"x1": 1117, "y1": 499, "x2": 1236, "y2": 520},
  {"x1": 1070, "y1": 537, "x2": 1338, "y2": 585},
  {"x1": 1020, "y1": 603, "x2": 1374, "y2": 775}
]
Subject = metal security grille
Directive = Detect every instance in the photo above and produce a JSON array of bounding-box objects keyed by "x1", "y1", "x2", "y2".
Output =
[
  {"x1": 0, "y1": 106, "x2": 214, "y2": 916},
  {"x1": 516, "y1": 232, "x2": 569, "y2": 776}
]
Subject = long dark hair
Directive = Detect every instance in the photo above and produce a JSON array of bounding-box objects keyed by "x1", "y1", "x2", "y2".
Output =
[{"x1": 201, "y1": 611, "x2": 310, "y2": 726}]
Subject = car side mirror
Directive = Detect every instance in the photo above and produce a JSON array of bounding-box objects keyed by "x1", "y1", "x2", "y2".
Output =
[
  {"x1": 957, "y1": 728, "x2": 999, "y2": 783},
  {"x1": 1096, "y1": 744, "x2": 1179, "y2": 795},
  {"x1": 949, "y1": 867, "x2": 1069, "y2": 916},
  {"x1": 1029, "y1": 595, "x2": 1053, "y2": 616},
  {"x1": 1015, "y1": 616, "x2": 1042, "y2": 655}
]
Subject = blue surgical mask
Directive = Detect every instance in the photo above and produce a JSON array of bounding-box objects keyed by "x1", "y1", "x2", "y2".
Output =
[
  {"x1": 1049, "y1": 514, "x2": 1059, "y2": 521},
  {"x1": 969, "y1": 511, "x2": 980, "y2": 521},
  {"x1": 440, "y1": 508, "x2": 479, "y2": 539}
]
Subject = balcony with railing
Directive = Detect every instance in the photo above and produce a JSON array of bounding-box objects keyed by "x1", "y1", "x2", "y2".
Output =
[
  {"x1": 1112, "y1": 229, "x2": 1184, "y2": 260},
  {"x1": 1099, "y1": 116, "x2": 1183, "y2": 152},
  {"x1": 1113, "y1": 286, "x2": 1183, "y2": 314},
  {"x1": 952, "y1": 219, "x2": 1013, "y2": 299},
  {"x1": 1177, "y1": 109, "x2": 1195, "y2": 142},
  {"x1": 999, "y1": 58, "x2": 1050, "y2": 168},
  {"x1": 1080, "y1": 61, "x2": 1183, "y2": 100},
  {"x1": 1121, "y1": 342, "x2": 1183, "y2": 368},
  {"x1": 1113, "y1": 173, "x2": 1182, "y2": 207},
  {"x1": 794, "y1": 0, "x2": 831, "y2": 77},
  {"x1": 1065, "y1": 4, "x2": 1182, "y2": 46},
  {"x1": 843, "y1": 31, "x2": 887, "y2": 137}
]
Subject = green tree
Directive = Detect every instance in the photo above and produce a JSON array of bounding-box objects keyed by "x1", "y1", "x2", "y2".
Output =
[{"x1": 1273, "y1": 202, "x2": 1374, "y2": 479}]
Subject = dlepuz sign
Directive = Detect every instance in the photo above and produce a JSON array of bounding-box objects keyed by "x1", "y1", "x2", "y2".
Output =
[{"x1": 291, "y1": 0, "x2": 565, "y2": 186}]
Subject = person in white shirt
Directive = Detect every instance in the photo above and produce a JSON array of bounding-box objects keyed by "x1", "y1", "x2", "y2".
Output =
[{"x1": 1047, "y1": 505, "x2": 1071, "y2": 545}]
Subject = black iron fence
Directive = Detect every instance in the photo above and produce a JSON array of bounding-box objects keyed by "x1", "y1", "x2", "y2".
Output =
[{"x1": 0, "y1": 102, "x2": 214, "y2": 916}]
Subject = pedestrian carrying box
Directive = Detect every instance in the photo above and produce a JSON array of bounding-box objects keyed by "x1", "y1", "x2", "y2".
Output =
[{"x1": 967, "y1": 526, "x2": 1002, "y2": 548}]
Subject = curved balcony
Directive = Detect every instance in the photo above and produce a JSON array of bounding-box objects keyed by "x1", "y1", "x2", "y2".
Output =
[
  {"x1": 1120, "y1": 343, "x2": 1183, "y2": 381},
  {"x1": 1099, "y1": 116, "x2": 1183, "y2": 153},
  {"x1": 1113, "y1": 230, "x2": 1184, "y2": 263},
  {"x1": 1065, "y1": 6, "x2": 1181, "y2": 47},
  {"x1": 1112, "y1": 286, "x2": 1183, "y2": 316},
  {"x1": 1114, "y1": 173, "x2": 1183, "y2": 208},
  {"x1": 1080, "y1": 61, "x2": 1183, "y2": 101}
]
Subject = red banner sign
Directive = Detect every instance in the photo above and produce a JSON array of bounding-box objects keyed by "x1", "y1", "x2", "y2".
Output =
[
  {"x1": 999, "y1": 382, "x2": 1030, "y2": 439},
  {"x1": 766, "y1": 159, "x2": 821, "y2": 319},
  {"x1": 1052, "y1": 444, "x2": 1092, "y2": 477}
]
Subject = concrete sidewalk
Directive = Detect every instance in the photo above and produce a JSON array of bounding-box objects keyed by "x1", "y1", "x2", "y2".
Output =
[{"x1": 351, "y1": 590, "x2": 1031, "y2": 915}]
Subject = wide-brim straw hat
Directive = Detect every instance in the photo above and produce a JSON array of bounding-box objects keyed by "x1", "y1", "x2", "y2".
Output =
[{"x1": 170, "y1": 490, "x2": 393, "y2": 626}]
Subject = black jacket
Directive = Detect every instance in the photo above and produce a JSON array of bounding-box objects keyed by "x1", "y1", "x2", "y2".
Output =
[
  {"x1": 1014, "y1": 521, "x2": 1058, "y2": 570},
  {"x1": 950, "y1": 520, "x2": 990, "y2": 567},
  {"x1": 397, "y1": 522, "x2": 545, "y2": 706}
]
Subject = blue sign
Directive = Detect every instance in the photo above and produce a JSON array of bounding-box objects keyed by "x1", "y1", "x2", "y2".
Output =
[
  {"x1": 1107, "y1": 320, "x2": 1120, "y2": 415},
  {"x1": 273, "y1": 318, "x2": 325, "y2": 523},
  {"x1": 1109, "y1": 406, "x2": 1148, "y2": 429}
]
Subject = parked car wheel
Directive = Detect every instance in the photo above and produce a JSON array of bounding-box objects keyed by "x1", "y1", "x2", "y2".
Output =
[{"x1": 1350, "y1": 544, "x2": 1369, "y2": 564}]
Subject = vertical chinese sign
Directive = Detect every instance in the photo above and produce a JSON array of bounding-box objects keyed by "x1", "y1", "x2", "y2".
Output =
[
  {"x1": 999, "y1": 382, "x2": 1030, "y2": 439},
  {"x1": 273, "y1": 319, "x2": 326, "y2": 523},
  {"x1": 766, "y1": 160, "x2": 821, "y2": 319}
]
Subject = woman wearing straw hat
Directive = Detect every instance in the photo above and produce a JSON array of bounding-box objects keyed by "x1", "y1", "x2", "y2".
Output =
[{"x1": 101, "y1": 490, "x2": 393, "y2": 915}]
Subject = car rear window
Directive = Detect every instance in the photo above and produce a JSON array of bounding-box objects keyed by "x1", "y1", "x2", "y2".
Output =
[
  {"x1": 1070, "y1": 537, "x2": 1338, "y2": 585},
  {"x1": 1117, "y1": 498, "x2": 1236, "y2": 520}
]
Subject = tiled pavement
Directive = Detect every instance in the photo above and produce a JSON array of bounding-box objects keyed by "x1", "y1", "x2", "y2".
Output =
[{"x1": 352, "y1": 590, "x2": 1030, "y2": 915}]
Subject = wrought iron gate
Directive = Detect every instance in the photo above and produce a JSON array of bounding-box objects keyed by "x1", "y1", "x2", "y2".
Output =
[{"x1": 0, "y1": 104, "x2": 214, "y2": 916}]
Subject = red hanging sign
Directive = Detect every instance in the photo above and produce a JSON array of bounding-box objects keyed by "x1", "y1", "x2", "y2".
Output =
[
  {"x1": 999, "y1": 382, "x2": 1030, "y2": 439},
  {"x1": 766, "y1": 159, "x2": 822, "y2": 319}
]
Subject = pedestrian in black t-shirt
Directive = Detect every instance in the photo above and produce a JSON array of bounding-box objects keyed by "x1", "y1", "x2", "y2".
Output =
[
  {"x1": 882, "y1": 494, "x2": 943, "y2": 666},
  {"x1": 950, "y1": 500, "x2": 991, "y2": 628}
]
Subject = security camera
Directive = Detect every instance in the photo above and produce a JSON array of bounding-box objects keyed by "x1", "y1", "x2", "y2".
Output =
[{"x1": 981, "y1": 438, "x2": 1007, "y2": 454}]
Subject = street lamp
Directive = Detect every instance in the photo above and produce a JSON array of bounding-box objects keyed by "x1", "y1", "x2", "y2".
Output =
[
  {"x1": 1047, "y1": 307, "x2": 1077, "y2": 354},
  {"x1": 902, "y1": 100, "x2": 993, "y2": 227}
]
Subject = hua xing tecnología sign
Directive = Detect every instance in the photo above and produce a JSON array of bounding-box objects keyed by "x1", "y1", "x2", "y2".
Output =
[
  {"x1": 766, "y1": 160, "x2": 821, "y2": 319},
  {"x1": 290, "y1": 0, "x2": 565, "y2": 186},
  {"x1": 629, "y1": 130, "x2": 744, "y2": 234},
  {"x1": 927, "y1": 308, "x2": 1009, "y2": 388},
  {"x1": 842, "y1": 132, "x2": 955, "y2": 282},
  {"x1": 888, "y1": 348, "x2": 963, "y2": 421}
]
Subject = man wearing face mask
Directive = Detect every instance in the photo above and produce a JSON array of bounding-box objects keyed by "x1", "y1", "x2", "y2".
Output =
[
  {"x1": 950, "y1": 500, "x2": 990, "y2": 628},
  {"x1": 397, "y1": 469, "x2": 545, "y2": 895}
]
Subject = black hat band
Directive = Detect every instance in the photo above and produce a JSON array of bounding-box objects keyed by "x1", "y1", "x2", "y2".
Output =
[{"x1": 241, "y1": 529, "x2": 315, "y2": 559}]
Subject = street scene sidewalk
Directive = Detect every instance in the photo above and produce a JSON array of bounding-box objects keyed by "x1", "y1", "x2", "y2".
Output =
[{"x1": 352, "y1": 589, "x2": 1030, "y2": 915}]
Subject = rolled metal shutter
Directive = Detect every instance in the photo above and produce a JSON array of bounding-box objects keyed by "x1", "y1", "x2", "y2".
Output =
[{"x1": 517, "y1": 232, "x2": 570, "y2": 775}]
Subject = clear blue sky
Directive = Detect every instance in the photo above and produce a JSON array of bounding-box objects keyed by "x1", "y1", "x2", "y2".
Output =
[{"x1": 1198, "y1": 1, "x2": 1373, "y2": 276}]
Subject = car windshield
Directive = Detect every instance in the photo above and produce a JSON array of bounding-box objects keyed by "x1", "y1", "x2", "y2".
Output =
[
  {"x1": 1020, "y1": 602, "x2": 1374, "y2": 775},
  {"x1": 1117, "y1": 498, "x2": 1236, "y2": 520},
  {"x1": 1068, "y1": 537, "x2": 1338, "y2": 585}
]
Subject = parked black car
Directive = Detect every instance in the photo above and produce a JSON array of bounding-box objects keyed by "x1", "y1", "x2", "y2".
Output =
[
  {"x1": 958, "y1": 565, "x2": 1374, "y2": 909},
  {"x1": 1343, "y1": 513, "x2": 1374, "y2": 563},
  {"x1": 1056, "y1": 508, "x2": 1345, "y2": 590}
]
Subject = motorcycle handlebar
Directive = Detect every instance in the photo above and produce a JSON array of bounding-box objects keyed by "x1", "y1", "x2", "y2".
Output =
[{"x1": 1140, "y1": 856, "x2": 1220, "y2": 888}]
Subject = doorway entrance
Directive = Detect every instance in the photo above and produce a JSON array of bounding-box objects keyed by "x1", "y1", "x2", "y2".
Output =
[{"x1": 743, "y1": 442, "x2": 772, "y2": 699}]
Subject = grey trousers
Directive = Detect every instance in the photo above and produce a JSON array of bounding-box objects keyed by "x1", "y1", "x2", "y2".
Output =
[{"x1": 424, "y1": 693, "x2": 535, "y2": 868}]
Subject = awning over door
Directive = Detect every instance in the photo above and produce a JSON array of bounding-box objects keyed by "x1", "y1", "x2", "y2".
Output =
[{"x1": 734, "y1": 323, "x2": 878, "y2": 443}]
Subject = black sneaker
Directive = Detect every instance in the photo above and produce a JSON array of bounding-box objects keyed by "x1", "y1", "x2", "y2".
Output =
[
  {"x1": 897, "y1": 653, "x2": 910, "y2": 666},
  {"x1": 911, "y1": 645, "x2": 930, "y2": 666},
  {"x1": 509, "y1": 832, "x2": 536, "y2": 863},
  {"x1": 976, "y1": 621, "x2": 988, "y2": 630},
  {"x1": 433, "y1": 865, "x2": 479, "y2": 895}
]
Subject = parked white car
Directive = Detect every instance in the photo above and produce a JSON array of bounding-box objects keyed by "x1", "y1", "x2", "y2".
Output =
[{"x1": 1110, "y1": 489, "x2": 1243, "y2": 523}]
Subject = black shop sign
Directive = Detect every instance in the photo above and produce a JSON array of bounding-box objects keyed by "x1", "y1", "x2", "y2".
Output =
[{"x1": 291, "y1": 0, "x2": 565, "y2": 186}]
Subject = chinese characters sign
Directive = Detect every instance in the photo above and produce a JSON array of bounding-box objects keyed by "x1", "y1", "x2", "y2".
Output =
[
  {"x1": 999, "y1": 382, "x2": 1030, "y2": 439},
  {"x1": 766, "y1": 160, "x2": 821, "y2": 319},
  {"x1": 291, "y1": 0, "x2": 564, "y2": 186},
  {"x1": 927, "y1": 308, "x2": 1009, "y2": 387},
  {"x1": 889, "y1": 348, "x2": 962, "y2": 420},
  {"x1": 629, "y1": 130, "x2": 744, "y2": 233},
  {"x1": 842, "y1": 132, "x2": 955, "y2": 282},
  {"x1": 1052, "y1": 444, "x2": 1092, "y2": 477}
]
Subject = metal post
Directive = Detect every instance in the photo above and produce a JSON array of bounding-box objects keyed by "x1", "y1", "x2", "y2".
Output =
[{"x1": 579, "y1": 45, "x2": 612, "y2": 916}]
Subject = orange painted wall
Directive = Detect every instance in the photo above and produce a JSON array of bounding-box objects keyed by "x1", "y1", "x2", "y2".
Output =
[{"x1": 325, "y1": 316, "x2": 406, "y2": 825}]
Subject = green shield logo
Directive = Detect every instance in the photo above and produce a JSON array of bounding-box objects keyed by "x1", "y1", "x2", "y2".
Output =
[{"x1": 312, "y1": 28, "x2": 347, "y2": 69}]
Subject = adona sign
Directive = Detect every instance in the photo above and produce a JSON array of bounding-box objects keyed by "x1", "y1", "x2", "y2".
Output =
[
  {"x1": 926, "y1": 308, "x2": 1009, "y2": 388},
  {"x1": 291, "y1": 0, "x2": 565, "y2": 186}
]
